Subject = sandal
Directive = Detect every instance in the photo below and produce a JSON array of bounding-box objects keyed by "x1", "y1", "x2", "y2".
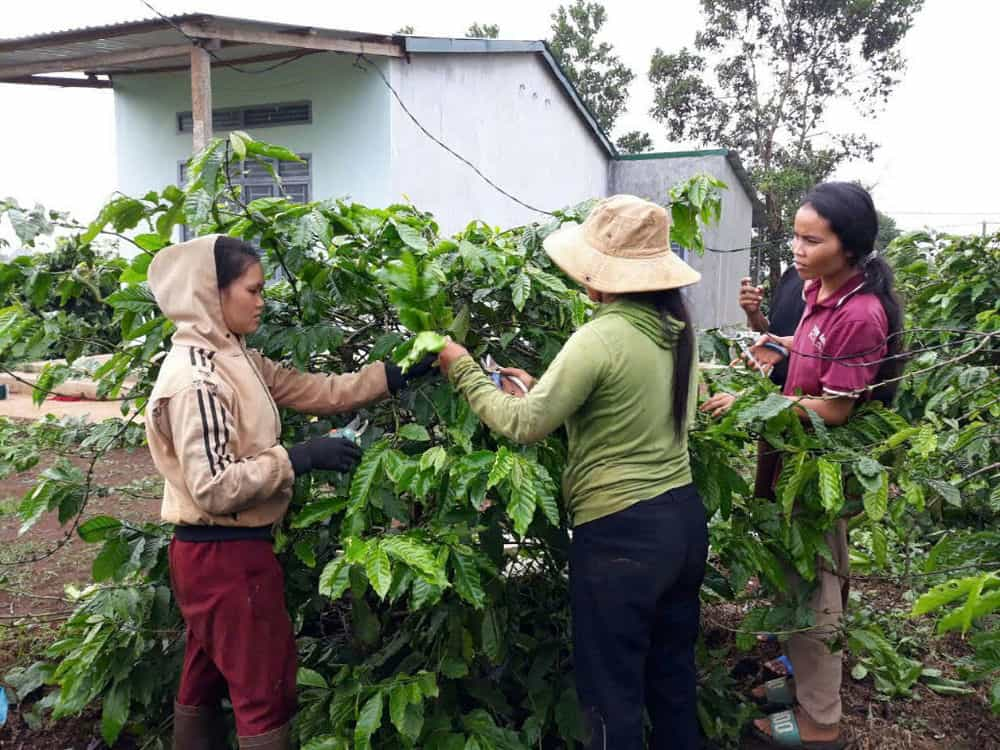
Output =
[
  {"x1": 749, "y1": 710, "x2": 847, "y2": 749},
  {"x1": 762, "y1": 654, "x2": 794, "y2": 679},
  {"x1": 752, "y1": 676, "x2": 796, "y2": 711}
]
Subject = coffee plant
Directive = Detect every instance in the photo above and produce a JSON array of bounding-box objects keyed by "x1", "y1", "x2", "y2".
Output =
[{"x1": 0, "y1": 133, "x2": 996, "y2": 747}]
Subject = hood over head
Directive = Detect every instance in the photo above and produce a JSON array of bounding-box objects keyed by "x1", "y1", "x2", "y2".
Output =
[{"x1": 148, "y1": 234, "x2": 238, "y2": 353}]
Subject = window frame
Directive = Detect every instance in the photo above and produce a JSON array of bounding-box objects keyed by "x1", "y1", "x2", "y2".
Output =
[{"x1": 176, "y1": 100, "x2": 313, "y2": 134}]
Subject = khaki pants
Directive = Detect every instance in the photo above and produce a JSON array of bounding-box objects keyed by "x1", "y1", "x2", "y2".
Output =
[{"x1": 785, "y1": 519, "x2": 850, "y2": 727}]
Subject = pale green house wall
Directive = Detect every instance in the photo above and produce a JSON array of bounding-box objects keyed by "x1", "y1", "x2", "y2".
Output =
[{"x1": 113, "y1": 53, "x2": 391, "y2": 206}]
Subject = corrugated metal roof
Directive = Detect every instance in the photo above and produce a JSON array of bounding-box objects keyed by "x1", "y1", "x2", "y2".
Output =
[
  {"x1": 0, "y1": 14, "x2": 403, "y2": 78},
  {"x1": 0, "y1": 14, "x2": 203, "y2": 49},
  {"x1": 0, "y1": 14, "x2": 398, "y2": 51}
]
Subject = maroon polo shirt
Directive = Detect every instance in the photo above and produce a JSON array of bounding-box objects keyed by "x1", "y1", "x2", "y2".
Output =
[{"x1": 783, "y1": 274, "x2": 888, "y2": 399}]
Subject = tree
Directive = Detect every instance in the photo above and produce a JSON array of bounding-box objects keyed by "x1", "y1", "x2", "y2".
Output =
[
  {"x1": 548, "y1": 1, "x2": 635, "y2": 135},
  {"x1": 466, "y1": 22, "x2": 500, "y2": 38},
  {"x1": 3, "y1": 135, "x2": 997, "y2": 746},
  {"x1": 648, "y1": 0, "x2": 923, "y2": 286},
  {"x1": 878, "y1": 211, "x2": 901, "y2": 250},
  {"x1": 395, "y1": 25, "x2": 414, "y2": 35},
  {"x1": 616, "y1": 130, "x2": 654, "y2": 155}
]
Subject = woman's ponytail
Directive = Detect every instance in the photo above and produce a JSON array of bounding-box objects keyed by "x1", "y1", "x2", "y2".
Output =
[{"x1": 861, "y1": 256, "x2": 905, "y2": 404}]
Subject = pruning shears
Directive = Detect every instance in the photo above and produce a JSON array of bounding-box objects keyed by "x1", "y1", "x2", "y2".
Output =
[
  {"x1": 330, "y1": 415, "x2": 369, "y2": 444},
  {"x1": 481, "y1": 354, "x2": 529, "y2": 395},
  {"x1": 723, "y1": 328, "x2": 770, "y2": 376}
]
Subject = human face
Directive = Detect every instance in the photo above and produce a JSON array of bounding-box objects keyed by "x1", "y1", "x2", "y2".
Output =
[
  {"x1": 219, "y1": 262, "x2": 265, "y2": 335},
  {"x1": 791, "y1": 204, "x2": 853, "y2": 282}
]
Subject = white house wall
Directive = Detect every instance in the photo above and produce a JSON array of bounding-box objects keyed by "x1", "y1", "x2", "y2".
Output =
[
  {"x1": 387, "y1": 53, "x2": 609, "y2": 233},
  {"x1": 112, "y1": 54, "x2": 392, "y2": 207},
  {"x1": 610, "y1": 155, "x2": 753, "y2": 329}
]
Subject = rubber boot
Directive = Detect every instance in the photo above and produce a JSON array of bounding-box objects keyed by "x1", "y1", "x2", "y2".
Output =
[
  {"x1": 238, "y1": 722, "x2": 291, "y2": 749},
  {"x1": 172, "y1": 701, "x2": 227, "y2": 750}
]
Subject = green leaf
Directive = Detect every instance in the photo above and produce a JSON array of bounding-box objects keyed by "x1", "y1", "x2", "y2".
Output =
[
  {"x1": 92, "y1": 538, "x2": 131, "y2": 581},
  {"x1": 245, "y1": 140, "x2": 303, "y2": 162},
  {"x1": 419, "y1": 445, "x2": 449, "y2": 474},
  {"x1": 441, "y1": 655, "x2": 469, "y2": 678},
  {"x1": 871, "y1": 524, "x2": 888, "y2": 569},
  {"x1": 863, "y1": 471, "x2": 889, "y2": 522},
  {"x1": 737, "y1": 393, "x2": 793, "y2": 424},
  {"x1": 229, "y1": 130, "x2": 250, "y2": 159},
  {"x1": 389, "y1": 683, "x2": 409, "y2": 732},
  {"x1": 451, "y1": 545, "x2": 486, "y2": 609},
  {"x1": 487, "y1": 447, "x2": 513, "y2": 489},
  {"x1": 78, "y1": 516, "x2": 122, "y2": 543},
  {"x1": 816, "y1": 459, "x2": 844, "y2": 514},
  {"x1": 348, "y1": 440, "x2": 388, "y2": 516},
  {"x1": 106, "y1": 285, "x2": 158, "y2": 314},
  {"x1": 394, "y1": 221, "x2": 430, "y2": 252},
  {"x1": 303, "y1": 738, "x2": 346, "y2": 750},
  {"x1": 355, "y1": 691, "x2": 384, "y2": 749},
  {"x1": 526, "y1": 265, "x2": 568, "y2": 294},
  {"x1": 778, "y1": 452, "x2": 812, "y2": 519},
  {"x1": 415, "y1": 671, "x2": 439, "y2": 698},
  {"x1": 511, "y1": 272, "x2": 531, "y2": 312},
  {"x1": 297, "y1": 667, "x2": 328, "y2": 689},
  {"x1": 481, "y1": 607, "x2": 504, "y2": 663},
  {"x1": 855, "y1": 456, "x2": 883, "y2": 479},
  {"x1": 101, "y1": 678, "x2": 131, "y2": 746},
  {"x1": 294, "y1": 539, "x2": 317, "y2": 568},
  {"x1": 912, "y1": 574, "x2": 994, "y2": 617},
  {"x1": 381, "y1": 535, "x2": 447, "y2": 586},
  {"x1": 319, "y1": 555, "x2": 352, "y2": 600},
  {"x1": 398, "y1": 331, "x2": 447, "y2": 371},
  {"x1": 507, "y1": 458, "x2": 538, "y2": 535},
  {"x1": 927, "y1": 478, "x2": 962, "y2": 507},
  {"x1": 291, "y1": 496, "x2": 345, "y2": 528},
  {"x1": 398, "y1": 424, "x2": 431, "y2": 442},
  {"x1": 366, "y1": 544, "x2": 394, "y2": 599},
  {"x1": 450, "y1": 303, "x2": 471, "y2": 343}
]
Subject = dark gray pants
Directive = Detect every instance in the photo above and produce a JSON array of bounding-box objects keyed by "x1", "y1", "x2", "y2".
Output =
[{"x1": 570, "y1": 484, "x2": 708, "y2": 750}]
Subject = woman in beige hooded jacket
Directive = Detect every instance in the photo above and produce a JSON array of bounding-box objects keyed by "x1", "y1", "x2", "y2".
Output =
[{"x1": 146, "y1": 235, "x2": 433, "y2": 750}]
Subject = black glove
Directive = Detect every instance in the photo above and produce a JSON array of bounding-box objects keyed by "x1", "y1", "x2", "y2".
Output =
[
  {"x1": 385, "y1": 352, "x2": 440, "y2": 394},
  {"x1": 287, "y1": 437, "x2": 362, "y2": 476}
]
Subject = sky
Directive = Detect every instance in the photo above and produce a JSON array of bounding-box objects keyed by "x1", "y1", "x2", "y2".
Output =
[{"x1": 1, "y1": 0, "x2": 999, "y2": 242}]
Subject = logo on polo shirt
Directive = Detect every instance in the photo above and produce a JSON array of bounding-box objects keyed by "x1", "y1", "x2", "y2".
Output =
[{"x1": 809, "y1": 324, "x2": 827, "y2": 352}]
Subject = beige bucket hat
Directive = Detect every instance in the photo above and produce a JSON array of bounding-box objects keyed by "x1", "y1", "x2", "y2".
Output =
[{"x1": 543, "y1": 194, "x2": 701, "y2": 294}]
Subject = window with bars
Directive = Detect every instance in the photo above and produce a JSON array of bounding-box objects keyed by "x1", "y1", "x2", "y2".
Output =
[
  {"x1": 177, "y1": 101, "x2": 312, "y2": 133},
  {"x1": 178, "y1": 154, "x2": 311, "y2": 239}
]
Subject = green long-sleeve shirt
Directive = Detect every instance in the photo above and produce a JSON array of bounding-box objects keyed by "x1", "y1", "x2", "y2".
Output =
[{"x1": 448, "y1": 299, "x2": 698, "y2": 526}]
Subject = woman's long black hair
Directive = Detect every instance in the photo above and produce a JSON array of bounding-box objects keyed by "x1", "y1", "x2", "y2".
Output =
[
  {"x1": 802, "y1": 182, "x2": 905, "y2": 405},
  {"x1": 622, "y1": 289, "x2": 695, "y2": 434}
]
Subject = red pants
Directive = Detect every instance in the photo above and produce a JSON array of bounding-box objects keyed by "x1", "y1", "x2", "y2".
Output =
[{"x1": 169, "y1": 539, "x2": 297, "y2": 737}]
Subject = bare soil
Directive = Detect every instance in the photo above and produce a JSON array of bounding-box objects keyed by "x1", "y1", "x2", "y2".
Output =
[
  {"x1": 1, "y1": 446, "x2": 997, "y2": 748},
  {"x1": 716, "y1": 579, "x2": 1000, "y2": 750},
  {"x1": 0, "y1": 445, "x2": 161, "y2": 750}
]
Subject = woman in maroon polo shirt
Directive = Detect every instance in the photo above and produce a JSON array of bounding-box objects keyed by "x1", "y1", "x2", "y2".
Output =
[{"x1": 706, "y1": 182, "x2": 903, "y2": 749}]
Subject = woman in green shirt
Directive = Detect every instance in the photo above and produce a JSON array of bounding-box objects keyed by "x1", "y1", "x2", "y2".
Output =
[{"x1": 437, "y1": 195, "x2": 708, "y2": 750}]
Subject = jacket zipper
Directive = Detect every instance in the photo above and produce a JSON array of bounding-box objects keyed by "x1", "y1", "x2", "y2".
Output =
[{"x1": 238, "y1": 338, "x2": 282, "y2": 438}]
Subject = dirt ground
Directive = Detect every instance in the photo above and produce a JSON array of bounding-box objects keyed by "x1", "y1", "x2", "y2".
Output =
[
  {"x1": 713, "y1": 592, "x2": 1000, "y2": 750},
  {"x1": 0, "y1": 446, "x2": 998, "y2": 748},
  {"x1": 0, "y1": 389, "x2": 136, "y2": 424}
]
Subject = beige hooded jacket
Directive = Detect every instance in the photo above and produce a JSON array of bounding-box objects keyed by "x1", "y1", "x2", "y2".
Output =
[{"x1": 146, "y1": 235, "x2": 389, "y2": 528}]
